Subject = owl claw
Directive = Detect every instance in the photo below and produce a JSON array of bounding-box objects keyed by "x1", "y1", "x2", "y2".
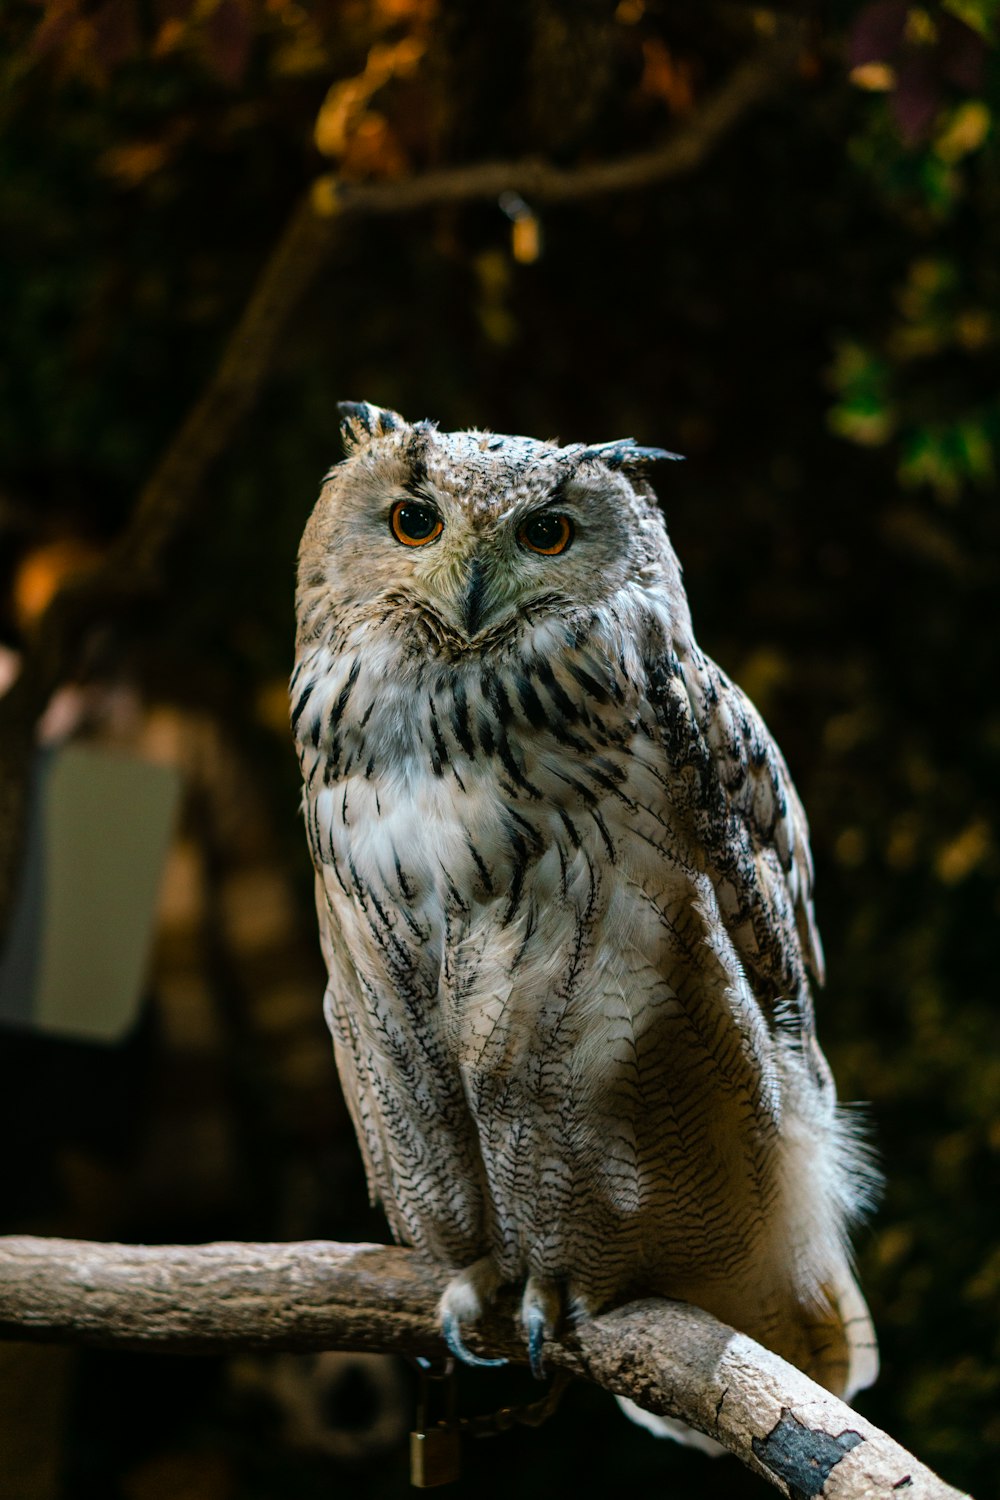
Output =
[
  {"x1": 524, "y1": 1303, "x2": 547, "y2": 1380},
  {"x1": 441, "y1": 1310, "x2": 507, "y2": 1368},
  {"x1": 438, "y1": 1256, "x2": 507, "y2": 1367},
  {"x1": 520, "y1": 1276, "x2": 560, "y2": 1380}
]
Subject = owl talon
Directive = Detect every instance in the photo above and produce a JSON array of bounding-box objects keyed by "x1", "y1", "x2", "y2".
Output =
[
  {"x1": 525, "y1": 1304, "x2": 547, "y2": 1380},
  {"x1": 520, "y1": 1276, "x2": 560, "y2": 1380},
  {"x1": 438, "y1": 1257, "x2": 507, "y2": 1367},
  {"x1": 441, "y1": 1311, "x2": 507, "y2": 1368}
]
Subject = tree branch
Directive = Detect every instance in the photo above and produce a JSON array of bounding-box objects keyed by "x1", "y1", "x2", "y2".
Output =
[
  {"x1": 0, "y1": 189, "x2": 332, "y2": 941},
  {"x1": 315, "y1": 32, "x2": 802, "y2": 216},
  {"x1": 0, "y1": 29, "x2": 802, "y2": 943},
  {"x1": 0, "y1": 1235, "x2": 970, "y2": 1500}
]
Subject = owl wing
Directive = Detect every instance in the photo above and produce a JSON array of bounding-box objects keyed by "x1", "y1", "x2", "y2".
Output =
[
  {"x1": 648, "y1": 639, "x2": 824, "y2": 1022},
  {"x1": 311, "y1": 860, "x2": 492, "y2": 1263},
  {"x1": 643, "y1": 639, "x2": 880, "y2": 1405},
  {"x1": 314, "y1": 874, "x2": 395, "y2": 1222}
]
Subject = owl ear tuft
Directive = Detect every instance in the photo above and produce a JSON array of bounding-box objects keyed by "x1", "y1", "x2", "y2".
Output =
[
  {"x1": 578, "y1": 438, "x2": 685, "y2": 471},
  {"x1": 337, "y1": 401, "x2": 407, "y2": 454}
]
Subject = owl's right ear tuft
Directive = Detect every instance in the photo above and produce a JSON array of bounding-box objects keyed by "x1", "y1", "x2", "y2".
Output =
[
  {"x1": 337, "y1": 401, "x2": 407, "y2": 454},
  {"x1": 577, "y1": 438, "x2": 685, "y2": 471}
]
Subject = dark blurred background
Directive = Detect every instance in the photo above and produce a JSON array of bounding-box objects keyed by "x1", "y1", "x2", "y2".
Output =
[{"x1": 1, "y1": 2, "x2": 998, "y2": 1497}]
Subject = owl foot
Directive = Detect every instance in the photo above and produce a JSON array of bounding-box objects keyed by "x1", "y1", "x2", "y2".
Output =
[
  {"x1": 521, "y1": 1277, "x2": 561, "y2": 1381},
  {"x1": 438, "y1": 1257, "x2": 508, "y2": 1369}
]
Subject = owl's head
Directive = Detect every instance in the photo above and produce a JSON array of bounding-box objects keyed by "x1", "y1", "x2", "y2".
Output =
[{"x1": 297, "y1": 401, "x2": 684, "y2": 654}]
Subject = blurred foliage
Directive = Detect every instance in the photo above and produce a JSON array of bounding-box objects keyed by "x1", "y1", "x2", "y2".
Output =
[
  {"x1": 835, "y1": 0, "x2": 1000, "y2": 505},
  {"x1": 1, "y1": 1, "x2": 999, "y2": 1498}
]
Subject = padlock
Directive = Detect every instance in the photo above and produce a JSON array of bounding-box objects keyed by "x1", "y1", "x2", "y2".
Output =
[
  {"x1": 410, "y1": 1359, "x2": 460, "y2": 1487},
  {"x1": 410, "y1": 1424, "x2": 462, "y2": 1487}
]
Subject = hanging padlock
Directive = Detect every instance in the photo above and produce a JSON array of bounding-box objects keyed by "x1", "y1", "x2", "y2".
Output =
[{"x1": 410, "y1": 1359, "x2": 461, "y2": 1487}]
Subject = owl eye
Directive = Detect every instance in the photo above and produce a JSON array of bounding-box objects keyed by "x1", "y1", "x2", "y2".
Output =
[
  {"x1": 391, "y1": 499, "x2": 443, "y2": 547},
  {"x1": 518, "y1": 512, "x2": 574, "y2": 555}
]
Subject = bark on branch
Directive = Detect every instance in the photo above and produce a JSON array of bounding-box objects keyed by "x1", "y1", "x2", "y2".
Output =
[{"x1": 0, "y1": 1235, "x2": 970, "y2": 1500}]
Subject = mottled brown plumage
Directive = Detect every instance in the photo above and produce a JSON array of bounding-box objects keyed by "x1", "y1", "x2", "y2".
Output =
[{"x1": 292, "y1": 401, "x2": 877, "y2": 1436}]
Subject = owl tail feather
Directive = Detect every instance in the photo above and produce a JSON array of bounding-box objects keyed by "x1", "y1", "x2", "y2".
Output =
[
  {"x1": 616, "y1": 1267, "x2": 877, "y2": 1453},
  {"x1": 820, "y1": 1263, "x2": 880, "y2": 1403}
]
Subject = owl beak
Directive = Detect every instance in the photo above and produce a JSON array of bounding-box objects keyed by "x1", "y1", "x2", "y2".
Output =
[{"x1": 462, "y1": 555, "x2": 489, "y2": 637}]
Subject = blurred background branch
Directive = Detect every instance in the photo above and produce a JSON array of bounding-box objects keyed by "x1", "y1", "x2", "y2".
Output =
[
  {"x1": 0, "y1": 191, "x2": 332, "y2": 943},
  {"x1": 0, "y1": 25, "x2": 800, "y2": 945}
]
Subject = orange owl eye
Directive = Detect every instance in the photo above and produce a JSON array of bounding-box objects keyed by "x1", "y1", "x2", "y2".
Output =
[
  {"x1": 518, "y1": 512, "x2": 573, "y2": 555},
  {"x1": 391, "y1": 499, "x2": 443, "y2": 547}
]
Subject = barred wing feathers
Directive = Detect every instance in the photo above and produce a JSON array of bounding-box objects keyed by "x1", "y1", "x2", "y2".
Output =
[
  {"x1": 643, "y1": 633, "x2": 878, "y2": 1404},
  {"x1": 648, "y1": 636, "x2": 824, "y2": 1029}
]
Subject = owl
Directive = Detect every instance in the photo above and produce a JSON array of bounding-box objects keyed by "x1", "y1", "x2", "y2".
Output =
[{"x1": 292, "y1": 400, "x2": 878, "y2": 1430}]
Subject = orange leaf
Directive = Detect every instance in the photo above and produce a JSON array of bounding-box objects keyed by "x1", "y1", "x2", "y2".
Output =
[
  {"x1": 639, "y1": 37, "x2": 695, "y2": 115},
  {"x1": 99, "y1": 138, "x2": 173, "y2": 185},
  {"x1": 340, "y1": 111, "x2": 409, "y2": 180}
]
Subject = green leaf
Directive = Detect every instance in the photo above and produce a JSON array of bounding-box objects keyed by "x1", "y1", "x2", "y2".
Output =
[{"x1": 941, "y1": 0, "x2": 998, "y2": 42}]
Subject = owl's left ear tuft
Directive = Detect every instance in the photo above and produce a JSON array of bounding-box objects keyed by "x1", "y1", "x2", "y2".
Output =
[
  {"x1": 337, "y1": 401, "x2": 407, "y2": 454},
  {"x1": 579, "y1": 438, "x2": 685, "y2": 471}
]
